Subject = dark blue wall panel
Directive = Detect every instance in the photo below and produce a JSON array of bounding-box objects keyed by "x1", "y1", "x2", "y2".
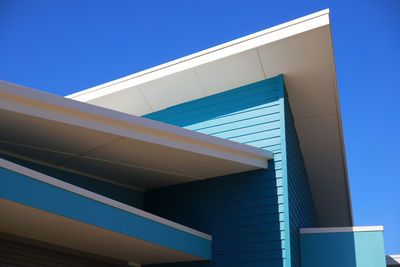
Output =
[
  {"x1": 143, "y1": 76, "x2": 285, "y2": 266},
  {"x1": 285, "y1": 92, "x2": 317, "y2": 267}
]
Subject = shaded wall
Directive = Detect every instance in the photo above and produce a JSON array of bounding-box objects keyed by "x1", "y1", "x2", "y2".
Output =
[
  {"x1": 143, "y1": 76, "x2": 286, "y2": 266},
  {"x1": 285, "y1": 94, "x2": 317, "y2": 266}
]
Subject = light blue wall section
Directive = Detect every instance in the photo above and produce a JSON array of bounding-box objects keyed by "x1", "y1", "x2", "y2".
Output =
[
  {"x1": 300, "y1": 231, "x2": 386, "y2": 267},
  {"x1": 0, "y1": 166, "x2": 211, "y2": 259},
  {"x1": 0, "y1": 153, "x2": 144, "y2": 209},
  {"x1": 284, "y1": 93, "x2": 317, "y2": 267},
  {"x1": 143, "y1": 76, "x2": 287, "y2": 266}
]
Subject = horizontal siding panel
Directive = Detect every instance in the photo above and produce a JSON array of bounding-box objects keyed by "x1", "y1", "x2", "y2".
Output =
[
  {"x1": 186, "y1": 107, "x2": 280, "y2": 131},
  {"x1": 214, "y1": 229, "x2": 284, "y2": 246},
  {"x1": 146, "y1": 94, "x2": 280, "y2": 127},
  {"x1": 145, "y1": 80, "x2": 279, "y2": 119},
  {"x1": 203, "y1": 121, "x2": 280, "y2": 139},
  {"x1": 158, "y1": 204, "x2": 285, "y2": 226},
  {"x1": 211, "y1": 249, "x2": 283, "y2": 263},
  {"x1": 264, "y1": 144, "x2": 282, "y2": 151},
  {"x1": 147, "y1": 187, "x2": 283, "y2": 210},
  {"x1": 143, "y1": 76, "x2": 285, "y2": 267},
  {"x1": 146, "y1": 259, "x2": 284, "y2": 267},
  {"x1": 213, "y1": 240, "x2": 283, "y2": 254},
  {"x1": 201, "y1": 222, "x2": 283, "y2": 237},
  {"x1": 244, "y1": 136, "x2": 281, "y2": 148},
  {"x1": 210, "y1": 102, "x2": 280, "y2": 119},
  {"x1": 189, "y1": 213, "x2": 284, "y2": 230},
  {"x1": 228, "y1": 129, "x2": 280, "y2": 143},
  {"x1": 148, "y1": 196, "x2": 284, "y2": 220}
]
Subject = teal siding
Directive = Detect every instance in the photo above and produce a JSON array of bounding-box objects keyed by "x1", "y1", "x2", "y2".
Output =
[
  {"x1": 0, "y1": 153, "x2": 144, "y2": 209},
  {"x1": 0, "y1": 166, "x2": 211, "y2": 259},
  {"x1": 300, "y1": 231, "x2": 386, "y2": 267},
  {"x1": 143, "y1": 76, "x2": 286, "y2": 266},
  {"x1": 284, "y1": 94, "x2": 317, "y2": 267}
]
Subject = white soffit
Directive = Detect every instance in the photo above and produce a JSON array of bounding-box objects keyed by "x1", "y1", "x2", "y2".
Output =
[
  {"x1": 0, "y1": 81, "x2": 272, "y2": 190},
  {"x1": 66, "y1": 9, "x2": 332, "y2": 115},
  {"x1": 66, "y1": 9, "x2": 353, "y2": 227}
]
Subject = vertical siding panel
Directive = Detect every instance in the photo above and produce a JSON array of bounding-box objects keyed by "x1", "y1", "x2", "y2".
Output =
[{"x1": 143, "y1": 76, "x2": 285, "y2": 267}]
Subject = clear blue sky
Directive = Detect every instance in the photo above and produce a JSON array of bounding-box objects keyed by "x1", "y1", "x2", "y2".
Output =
[{"x1": 1, "y1": 0, "x2": 399, "y2": 255}]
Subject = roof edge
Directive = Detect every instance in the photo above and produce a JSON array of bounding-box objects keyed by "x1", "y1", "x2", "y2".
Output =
[
  {"x1": 66, "y1": 9, "x2": 330, "y2": 100},
  {"x1": 327, "y1": 15, "x2": 354, "y2": 226}
]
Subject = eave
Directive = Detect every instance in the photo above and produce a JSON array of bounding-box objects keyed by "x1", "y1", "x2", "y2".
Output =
[
  {"x1": 0, "y1": 158, "x2": 211, "y2": 264},
  {"x1": 66, "y1": 9, "x2": 353, "y2": 226},
  {"x1": 0, "y1": 81, "x2": 272, "y2": 190}
]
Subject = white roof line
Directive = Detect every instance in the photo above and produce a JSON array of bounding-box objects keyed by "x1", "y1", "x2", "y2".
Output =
[
  {"x1": 0, "y1": 157, "x2": 212, "y2": 241},
  {"x1": 300, "y1": 226, "x2": 384, "y2": 234},
  {"x1": 66, "y1": 9, "x2": 330, "y2": 99}
]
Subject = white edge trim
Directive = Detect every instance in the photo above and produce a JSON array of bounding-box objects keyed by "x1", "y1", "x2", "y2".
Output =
[
  {"x1": 66, "y1": 9, "x2": 330, "y2": 101},
  {"x1": 386, "y1": 255, "x2": 400, "y2": 265},
  {"x1": 300, "y1": 226, "x2": 384, "y2": 234},
  {"x1": 0, "y1": 158, "x2": 212, "y2": 241},
  {"x1": 327, "y1": 16, "x2": 354, "y2": 226}
]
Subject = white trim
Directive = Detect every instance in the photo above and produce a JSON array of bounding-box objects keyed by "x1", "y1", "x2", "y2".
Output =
[
  {"x1": 0, "y1": 158, "x2": 212, "y2": 241},
  {"x1": 67, "y1": 9, "x2": 330, "y2": 101},
  {"x1": 327, "y1": 18, "x2": 354, "y2": 226},
  {"x1": 300, "y1": 226, "x2": 384, "y2": 234}
]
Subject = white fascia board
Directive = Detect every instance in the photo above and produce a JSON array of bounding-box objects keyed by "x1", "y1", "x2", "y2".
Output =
[
  {"x1": 0, "y1": 81, "x2": 272, "y2": 167},
  {"x1": 329, "y1": 28, "x2": 354, "y2": 227},
  {"x1": 66, "y1": 9, "x2": 330, "y2": 101},
  {"x1": 0, "y1": 157, "x2": 212, "y2": 241},
  {"x1": 299, "y1": 226, "x2": 384, "y2": 234}
]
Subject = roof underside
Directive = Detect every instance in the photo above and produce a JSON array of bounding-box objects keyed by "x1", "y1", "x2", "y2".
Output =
[
  {"x1": 0, "y1": 81, "x2": 272, "y2": 190},
  {"x1": 0, "y1": 158, "x2": 211, "y2": 264},
  {"x1": 67, "y1": 9, "x2": 353, "y2": 226}
]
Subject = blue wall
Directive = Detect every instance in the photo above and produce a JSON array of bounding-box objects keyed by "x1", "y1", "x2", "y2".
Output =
[
  {"x1": 143, "y1": 76, "x2": 287, "y2": 266},
  {"x1": 0, "y1": 166, "x2": 211, "y2": 259},
  {"x1": 285, "y1": 94, "x2": 317, "y2": 266},
  {"x1": 0, "y1": 153, "x2": 144, "y2": 209},
  {"x1": 300, "y1": 231, "x2": 386, "y2": 267}
]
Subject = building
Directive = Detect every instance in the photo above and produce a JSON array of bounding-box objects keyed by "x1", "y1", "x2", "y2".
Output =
[{"x1": 0, "y1": 9, "x2": 395, "y2": 267}]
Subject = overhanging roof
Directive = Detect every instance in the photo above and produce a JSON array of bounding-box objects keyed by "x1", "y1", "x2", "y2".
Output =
[
  {"x1": 0, "y1": 81, "x2": 272, "y2": 190},
  {"x1": 67, "y1": 9, "x2": 353, "y2": 226},
  {"x1": 0, "y1": 158, "x2": 211, "y2": 264}
]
